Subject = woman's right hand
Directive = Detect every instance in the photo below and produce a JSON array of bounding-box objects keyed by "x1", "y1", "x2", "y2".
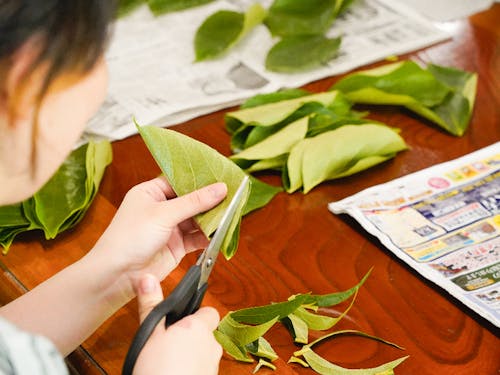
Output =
[{"x1": 132, "y1": 274, "x2": 222, "y2": 375}]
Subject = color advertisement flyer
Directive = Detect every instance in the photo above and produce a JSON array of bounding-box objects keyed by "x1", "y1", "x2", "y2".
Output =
[{"x1": 329, "y1": 142, "x2": 500, "y2": 327}]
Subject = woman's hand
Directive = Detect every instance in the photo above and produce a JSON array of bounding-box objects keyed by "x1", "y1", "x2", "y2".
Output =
[
  {"x1": 133, "y1": 274, "x2": 222, "y2": 375},
  {"x1": 90, "y1": 176, "x2": 227, "y2": 302}
]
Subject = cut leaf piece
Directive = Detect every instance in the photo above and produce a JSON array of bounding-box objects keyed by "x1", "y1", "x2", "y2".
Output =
[
  {"x1": 243, "y1": 176, "x2": 282, "y2": 215},
  {"x1": 246, "y1": 337, "x2": 279, "y2": 361},
  {"x1": 294, "y1": 330, "x2": 407, "y2": 375},
  {"x1": 218, "y1": 315, "x2": 278, "y2": 347},
  {"x1": 266, "y1": 35, "x2": 341, "y2": 73},
  {"x1": 282, "y1": 313, "x2": 309, "y2": 343},
  {"x1": 230, "y1": 294, "x2": 310, "y2": 325},
  {"x1": 253, "y1": 358, "x2": 277, "y2": 373},
  {"x1": 194, "y1": 4, "x2": 266, "y2": 61},
  {"x1": 214, "y1": 330, "x2": 254, "y2": 363},
  {"x1": 137, "y1": 124, "x2": 250, "y2": 259}
]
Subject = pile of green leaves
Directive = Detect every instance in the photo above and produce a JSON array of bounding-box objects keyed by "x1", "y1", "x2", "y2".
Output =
[
  {"x1": 215, "y1": 270, "x2": 408, "y2": 374},
  {"x1": 226, "y1": 89, "x2": 408, "y2": 193},
  {"x1": 194, "y1": 0, "x2": 354, "y2": 72},
  {"x1": 332, "y1": 60, "x2": 478, "y2": 136},
  {"x1": 137, "y1": 124, "x2": 282, "y2": 259},
  {"x1": 0, "y1": 141, "x2": 112, "y2": 254}
]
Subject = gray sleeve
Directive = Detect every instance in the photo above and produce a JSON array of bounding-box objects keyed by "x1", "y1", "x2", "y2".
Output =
[{"x1": 0, "y1": 317, "x2": 68, "y2": 375}]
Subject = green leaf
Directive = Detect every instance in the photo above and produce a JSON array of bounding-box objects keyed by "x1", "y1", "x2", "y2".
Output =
[
  {"x1": 246, "y1": 337, "x2": 279, "y2": 361},
  {"x1": 333, "y1": 61, "x2": 450, "y2": 106},
  {"x1": 137, "y1": 124, "x2": 250, "y2": 259},
  {"x1": 282, "y1": 313, "x2": 309, "y2": 343},
  {"x1": 117, "y1": 0, "x2": 145, "y2": 17},
  {"x1": 218, "y1": 315, "x2": 279, "y2": 347},
  {"x1": 0, "y1": 141, "x2": 111, "y2": 253},
  {"x1": 304, "y1": 269, "x2": 371, "y2": 307},
  {"x1": 253, "y1": 358, "x2": 277, "y2": 373},
  {"x1": 148, "y1": 0, "x2": 214, "y2": 15},
  {"x1": 285, "y1": 124, "x2": 408, "y2": 193},
  {"x1": 294, "y1": 330, "x2": 407, "y2": 375},
  {"x1": 300, "y1": 350, "x2": 408, "y2": 375},
  {"x1": 227, "y1": 91, "x2": 339, "y2": 129},
  {"x1": 241, "y1": 88, "x2": 311, "y2": 109},
  {"x1": 333, "y1": 61, "x2": 477, "y2": 136},
  {"x1": 214, "y1": 330, "x2": 254, "y2": 363},
  {"x1": 265, "y1": 0, "x2": 337, "y2": 37},
  {"x1": 246, "y1": 155, "x2": 288, "y2": 173},
  {"x1": 230, "y1": 294, "x2": 310, "y2": 325},
  {"x1": 243, "y1": 176, "x2": 282, "y2": 215},
  {"x1": 231, "y1": 116, "x2": 309, "y2": 167},
  {"x1": 266, "y1": 35, "x2": 341, "y2": 73},
  {"x1": 194, "y1": 4, "x2": 266, "y2": 61}
]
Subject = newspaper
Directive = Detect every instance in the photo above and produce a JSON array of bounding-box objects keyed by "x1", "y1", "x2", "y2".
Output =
[
  {"x1": 329, "y1": 143, "x2": 500, "y2": 328},
  {"x1": 83, "y1": 0, "x2": 451, "y2": 141}
]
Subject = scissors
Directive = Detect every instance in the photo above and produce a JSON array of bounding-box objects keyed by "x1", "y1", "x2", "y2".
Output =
[{"x1": 122, "y1": 176, "x2": 249, "y2": 375}]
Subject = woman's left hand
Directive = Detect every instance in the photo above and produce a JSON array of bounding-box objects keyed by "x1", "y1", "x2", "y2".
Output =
[{"x1": 90, "y1": 176, "x2": 227, "y2": 301}]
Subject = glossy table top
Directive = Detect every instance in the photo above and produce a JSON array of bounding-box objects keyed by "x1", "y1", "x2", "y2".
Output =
[{"x1": 0, "y1": 5, "x2": 499, "y2": 375}]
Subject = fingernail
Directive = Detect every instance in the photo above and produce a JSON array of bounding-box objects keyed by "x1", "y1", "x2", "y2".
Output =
[
  {"x1": 209, "y1": 183, "x2": 227, "y2": 199},
  {"x1": 140, "y1": 275, "x2": 156, "y2": 294}
]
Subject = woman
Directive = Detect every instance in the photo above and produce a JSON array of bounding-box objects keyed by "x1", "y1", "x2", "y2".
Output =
[{"x1": 0, "y1": 1, "x2": 225, "y2": 374}]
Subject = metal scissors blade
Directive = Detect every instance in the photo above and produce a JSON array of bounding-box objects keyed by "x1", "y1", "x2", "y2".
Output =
[{"x1": 196, "y1": 175, "x2": 249, "y2": 287}]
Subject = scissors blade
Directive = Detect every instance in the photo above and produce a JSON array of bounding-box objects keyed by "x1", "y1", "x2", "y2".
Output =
[{"x1": 197, "y1": 175, "x2": 249, "y2": 287}]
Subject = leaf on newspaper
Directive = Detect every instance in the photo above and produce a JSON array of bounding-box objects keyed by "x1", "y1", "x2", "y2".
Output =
[
  {"x1": 266, "y1": 35, "x2": 341, "y2": 73},
  {"x1": 0, "y1": 141, "x2": 112, "y2": 253},
  {"x1": 265, "y1": 0, "x2": 338, "y2": 37},
  {"x1": 332, "y1": 60, "x2": 477, "y2": 136},
  {"x1": 148, "y1": 0, "x2": 214, "y2": 15},
  {"x1": 194, "y1": 3, "x2": 266, "y2": 61}
]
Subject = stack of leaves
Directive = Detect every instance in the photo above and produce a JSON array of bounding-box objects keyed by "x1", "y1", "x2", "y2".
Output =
[
  {"x1": 137, "y1": 123, "x2": 282, "y2": 259},
  {"x1": 332, "y1": 60, "x2": 478, "y2": 136},
  {"x1": 226, "y1": 89, "x2": 408, "y2": 193},
  {"x1": 194, "y1": 0, "x2": 355, "y2": 72},
  {"x1": 0, "y1": 141, "x2": 112, "y2": 254},
  {"x1": 215, "y1": 270, "x2": 408, "y2": 374}
]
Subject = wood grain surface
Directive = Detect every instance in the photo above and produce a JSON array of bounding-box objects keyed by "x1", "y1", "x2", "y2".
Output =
[{"x1": 0, "y1": 4, "x2": 499, "y2": 375}]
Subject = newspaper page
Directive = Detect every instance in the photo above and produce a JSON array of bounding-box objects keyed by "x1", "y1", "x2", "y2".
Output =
[
  {"x1": 83, "y1": 0, "x2": 450, "y2": 141},
  {"x1": 329, "y1": 142, "x2": 500, "y2": 327}
]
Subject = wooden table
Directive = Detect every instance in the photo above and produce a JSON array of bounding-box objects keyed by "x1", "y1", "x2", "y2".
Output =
[{"x1": 1, "y1": 5, "x2": 499, "y2": 375}]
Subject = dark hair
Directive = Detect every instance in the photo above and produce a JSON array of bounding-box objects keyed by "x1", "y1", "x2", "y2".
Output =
[{"x1": 0, "y1": 0, "x2": 116, "y2": 103}]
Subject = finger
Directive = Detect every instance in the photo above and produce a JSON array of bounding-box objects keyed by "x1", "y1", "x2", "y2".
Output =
[
  {"x1": 191, "y1": 306, "x2": 220, "y2": 331},
  {"x1": 182, "y1": 230, "x2": 210, "y2": 253},
  {"x1": 135, "y1": 274, "x2": 164, "y2": 323},
  {"x1": 162, "y1": 183, "x2": 227, "y2": 225}
]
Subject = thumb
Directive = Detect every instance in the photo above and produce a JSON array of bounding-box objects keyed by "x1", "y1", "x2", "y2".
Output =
[{"x1": 135, "y1": 274, "x2": 164, "y2": 323}]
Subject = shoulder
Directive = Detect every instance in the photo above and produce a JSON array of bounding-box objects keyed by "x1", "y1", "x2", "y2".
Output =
[{"x1": 0, "y1": 317, "x2": 68, "y2": 375}]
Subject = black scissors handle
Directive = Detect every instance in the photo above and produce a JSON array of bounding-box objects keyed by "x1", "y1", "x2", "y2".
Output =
[{"x1": 122, "y1": 265, "x2": 208, "y2": 375}]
